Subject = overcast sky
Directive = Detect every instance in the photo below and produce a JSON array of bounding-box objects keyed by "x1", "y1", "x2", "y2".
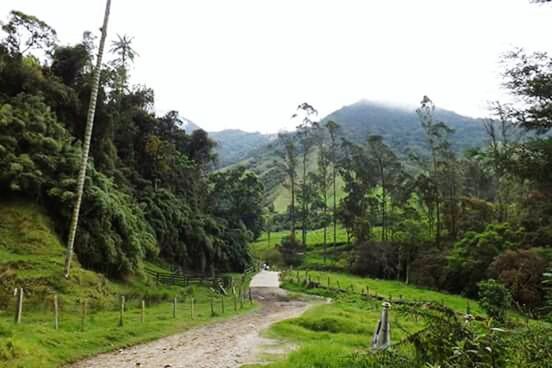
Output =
[{"x1": 1, "y1": 1, "x2": 551, "y2": 133}]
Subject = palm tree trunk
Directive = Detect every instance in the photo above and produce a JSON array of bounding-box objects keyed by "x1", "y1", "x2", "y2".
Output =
[
  {"x1": 291, "y1": 174, "x2": 296, "y2": 237},
  {"x1": 64, "y1": 0, "x2": 112, "y2": 278},
  {"x1": 333, "y1": 161, "x2": 337, "y2": 257},
  {"x1": 302, "y1": 152, "x2": 307, "y2": 246}
]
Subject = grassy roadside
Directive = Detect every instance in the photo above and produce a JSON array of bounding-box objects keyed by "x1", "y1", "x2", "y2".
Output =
[
  {"x1": 283, "y1": 270, "x2": 484, "y2": 315},
  {"x1": 243, "y1": 282, "x2": 421, "y2": 368},
  {"x1": 0, "y1": 200, "x2": 256, "y2": 367},
  {"x1": 0, "y1": 292, "x2": 255, "y2": 368}
]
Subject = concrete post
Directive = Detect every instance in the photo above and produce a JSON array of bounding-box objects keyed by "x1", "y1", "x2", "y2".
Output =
[{"x1": 372, "y1": 302, "x2": 391, "y2": 350}]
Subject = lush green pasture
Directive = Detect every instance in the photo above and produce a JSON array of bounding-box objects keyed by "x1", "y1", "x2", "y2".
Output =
[{"x1": 283, "y1": 270, "x2": 483, "y2": 315}]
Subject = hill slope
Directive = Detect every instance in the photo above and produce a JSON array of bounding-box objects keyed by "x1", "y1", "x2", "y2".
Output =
[
  {"x1": 210, "y1": 129, "x2": 275, "y2": 168},
  {"x1": 324, "y1": 100, "x2": 486, "y2": 154}
]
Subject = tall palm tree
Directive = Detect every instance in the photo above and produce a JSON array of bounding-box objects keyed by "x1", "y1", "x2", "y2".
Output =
[
  {"x1": 64, "y1": 0, "x2": 112, "y2": 278},
  {"x1": 110, "y1": 34, "x2": 138, "y2": 69},
  {"x1": 110, "y1": 34, "x2": 137, "y2": 93}
]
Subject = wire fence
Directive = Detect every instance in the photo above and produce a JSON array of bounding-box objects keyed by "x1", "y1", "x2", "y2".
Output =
[
  {"x1": 280, "y1": 270, "x2": 483, "y2": 320},
  {"x1": 0, "y1": 269, "x2": 258, "y2": 332}
]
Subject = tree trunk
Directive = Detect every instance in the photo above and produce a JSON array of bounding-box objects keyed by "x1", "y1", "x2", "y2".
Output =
[
  {"x1": 381, "y1": 169, "x2": 386, "y2": 241},
  {"x1": 64, "y1": 0, "x2": 111, "y2": 278},
  {"x1": 302, "y1": 152, "x2": 307, "y2": 246},
  {"x1": 333, "y1": 162, "x2": 337, "y2": 256},
  {"x1": 405, "y1": 258, "x2": 410, "y2": 285},
  {"x1": 290, "y1": 173, "x2": 296, "y2": 237}
]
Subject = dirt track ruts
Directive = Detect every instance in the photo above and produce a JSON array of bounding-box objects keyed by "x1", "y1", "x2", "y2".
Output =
[{"x1": 67, "y1": 271, "x2": 312, "y2": 368}]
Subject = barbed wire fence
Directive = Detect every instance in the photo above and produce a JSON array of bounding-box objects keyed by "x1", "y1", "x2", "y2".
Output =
[{"x1": 0, "y1": 266, "x2": 259, "y2": 332}]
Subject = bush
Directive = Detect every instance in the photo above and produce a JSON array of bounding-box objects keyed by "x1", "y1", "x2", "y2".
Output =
[
  {"x1": 409, "y1": 248, "x2": 448, "y2": 289},
  {"x1": 447, "y1": 223, "x2": 522, "y2": 296},
  {"x1": 278, "y1": 235, "x2": 306, "y2": 266},
  {"x1": 478, "y1": 279, "x2": 512, "y2": 322},
  {"x1": 351, "y1": 240, "x2": 398, "y2": 279},
  {"x1": 489, "y1": 249, "x2": 547, "y2": 309}
]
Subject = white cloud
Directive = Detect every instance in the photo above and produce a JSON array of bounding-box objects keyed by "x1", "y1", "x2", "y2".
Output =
[{"x1": 1, "y1": 0, "x2": 551, "y2": 132}]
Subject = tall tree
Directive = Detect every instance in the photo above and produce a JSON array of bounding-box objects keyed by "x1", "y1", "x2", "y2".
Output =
[
  {"x1": 315, "y1": 128, "x2": 331, "y2": 262},
  {"x1": 294, "y1": 102, "x2": 319, "y2": 245},
  {"x1": 275, "y1": 132, "x2": 298, "y2": 238},
  {"x1": 482, "y1": 103, "x2": 519, "y2": 222},
  {"x1": 64, "y1": 0, "x2": 112, "y2": 278},
  {"x1": 109, "y1": 33, "x2": 138, "y2": 93},
  {"x1": 326, "y1": 120, "x2": 340, "y2": 254},
  {"x1": 339, "y1": 139, "x2": 376, "y2": 242},
  {"x1": 366, "y1": 135, "x2": 402, "y2": 241},
  {"x1": 0, "y1": 10, "x2": 57, "y2": 56},
  {"x1": 416, "y1": 96, "x2": 453, "y2": 242}
]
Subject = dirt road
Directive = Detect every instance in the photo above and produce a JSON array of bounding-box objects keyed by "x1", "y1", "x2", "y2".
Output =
[{"x1": 68, "y1": 271, "x2": 311, "y2": 368}]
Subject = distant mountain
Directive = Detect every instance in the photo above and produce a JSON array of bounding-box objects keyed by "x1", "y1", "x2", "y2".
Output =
[
  {"x1": 210, "y1": 129, "x2": 276, "y2": 168},
  {"x1": 322, "y1": 100, "x2": 487, "y2": 156}
]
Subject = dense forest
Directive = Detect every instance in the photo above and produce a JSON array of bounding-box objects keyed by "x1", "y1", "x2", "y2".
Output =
[
  {"x1": 270, "y1": 54, "x2": 552, "y2": 315},
  {"x1": 0, "y1": 10, "x2": 264, "y2": 278}
]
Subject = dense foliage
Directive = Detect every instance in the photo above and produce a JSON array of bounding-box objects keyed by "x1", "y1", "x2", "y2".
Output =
[
  {"x1": 0, "y1": 11, "x2": 263, "y2": 277},
  {"x1": 270, "y1": 50, "x2": 552, "y2": 316}
]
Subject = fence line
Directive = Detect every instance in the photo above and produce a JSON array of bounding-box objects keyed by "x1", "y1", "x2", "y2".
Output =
[
  {"x1": 280, "y1": 270, "x2": 483, "y2": 321},
  {"x1": 0, "y1": 268, "x2": 258, "y2": 332}
]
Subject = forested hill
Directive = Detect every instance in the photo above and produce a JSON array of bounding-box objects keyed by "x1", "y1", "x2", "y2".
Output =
[
  {"x1": 215, "y1": 100, "x2": 488, "y2": 205},
  {"x1": 0, "y1": 11, "x2": 264, "y2": 279},
  {"x1": 210, "y1": 129, "x2": 275, "y2": 168},
  {"x1": 217, "y1": 100, "x2": 487, "y2": 170},
  {"x1": 323, "y1": 100, "x2": 486, "y2": 155}
]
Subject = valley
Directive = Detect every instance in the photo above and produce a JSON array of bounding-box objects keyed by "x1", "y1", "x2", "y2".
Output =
[{"x1": 1, "y1": 1, "x2": 552, "y2": 368}]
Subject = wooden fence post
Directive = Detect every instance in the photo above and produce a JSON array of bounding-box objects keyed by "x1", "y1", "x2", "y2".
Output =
[
  {"x1": 210, "y1": 297, "x2": 215, "y2": 317},
  {"x1": 54, "y1": 294, "x2": 59, "y2": 330},
  {"x1": 233, "y1": 292, "x2": 238, "y2": 312},
  {"x1": 173, "y1": 296, "x2": 177, "y2": 319},
  {"x1": 190, "y1": 297, "x2": 194, "y2": 320},
  {"x1": 327, "y1": 277, "x2": 331, "y2": 288},
  {"x1": 15, "y1": 288, "x2": 23, "y2": 324},
  {"x1": 221, "y1": 296, "x2": 225, "y2": 314},
  {"x1": 248, "y1": 288, "x2": 253, "y2": 304},
  {"x1": 119, "y1": 296, "x2": 125, "y2": 327},
  {"x1": 141, "y1": 300, "x2": 145, "y2": 323}
]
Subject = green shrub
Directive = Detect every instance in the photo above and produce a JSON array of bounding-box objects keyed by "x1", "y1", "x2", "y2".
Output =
[
  {"x1": 478, "y1": 279, "x2": 512, "y2": 322},
  {"x1": 278, "y1": 236, "x2": 306, "y2": 266}
]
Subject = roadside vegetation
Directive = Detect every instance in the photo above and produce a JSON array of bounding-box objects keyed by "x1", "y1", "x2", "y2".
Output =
[{"x1": 0, "y1": 200, "x2": 255, "y2": 367}]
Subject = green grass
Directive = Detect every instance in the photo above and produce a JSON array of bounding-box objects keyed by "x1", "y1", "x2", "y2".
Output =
[
  {"x1": 0, "y1": 292, "x2": 254, "y2": 367},
  {"x1": 284, "y1": 270, "x2": 484, "y2": 315},
  {"x1": 244, "y1": 284, "x2": 421, "y2": 368},
  {"x1": 253, "y1": 227, "x2": 349, "y2": 252},
  {"x1": 272, "y1": 176, "x2": 347, "y2": 214},
  {"x1": 0, "y1": 199, "x2": 255, "y2": 367}
]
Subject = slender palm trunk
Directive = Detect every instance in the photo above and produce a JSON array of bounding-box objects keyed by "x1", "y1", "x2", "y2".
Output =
[
  {"x1": 323, "y1": 191, "x2": 327, "y2": 264},
  {"x1": 333, "y1": 161, "x2": 337, "y2": 256},
  {"x1": 290, "y1": 174, "x2": 296, "y2": 237},
  {"x1": 380, "y1": 165, "x2": 386, "y2": 241},
  {"x1": 302, "y1": 152, "x2": 307, "y2": 245},
  {"x1": 64, "y1": 0, "x2": 111, "y2": 278}
]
